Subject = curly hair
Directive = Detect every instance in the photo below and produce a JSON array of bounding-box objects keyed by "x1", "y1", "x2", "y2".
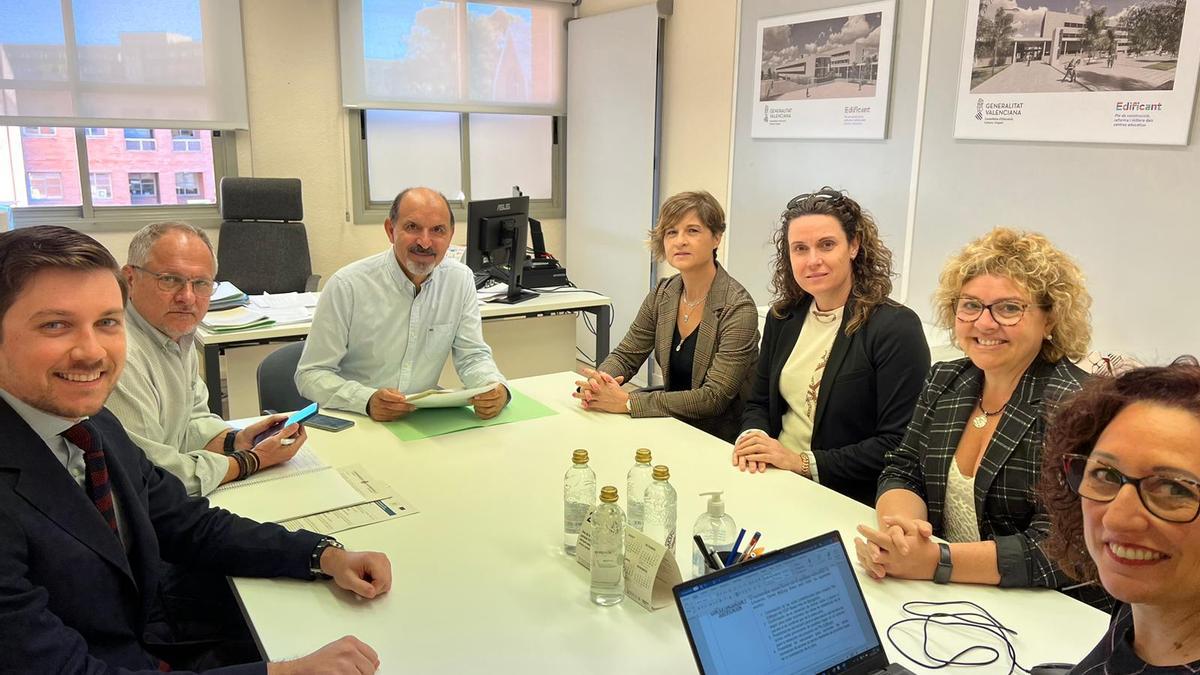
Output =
[
  {"x1": 647, "y1": 190, "x2": 726, "y2": 263},
  {"x1": 768, "y1": 187, "x2": 894, "y2": 335},
  {"x1": 932, "y1": 228, "x2": 1091, "y2": 363},
  {"x1": 1040, "y1": 357, "x2": 1200, "y2": 584}
]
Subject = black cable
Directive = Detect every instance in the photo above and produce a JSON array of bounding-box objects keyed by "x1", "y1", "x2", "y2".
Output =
[{"x1": 885, "y1": 600, "x2": 1032, "y2": 675}]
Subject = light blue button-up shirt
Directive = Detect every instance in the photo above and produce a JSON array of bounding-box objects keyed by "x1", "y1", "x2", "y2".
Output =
[{"x1": 295, "y1": 250, "x2": 505, "y2": 414}]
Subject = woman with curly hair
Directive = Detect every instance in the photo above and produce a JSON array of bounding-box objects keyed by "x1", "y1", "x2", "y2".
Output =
[
  {"x1": 856, "y1": 227, "x2": 1100, "y2": 599},
  {"x1": 732, "y1": 188, "x2": 929, "y2": 506},
  {"x1": 1040, "y1": 360, "x2": 1200, "y2": 672}
]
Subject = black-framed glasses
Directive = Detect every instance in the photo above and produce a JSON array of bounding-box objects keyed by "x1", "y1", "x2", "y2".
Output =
[
  {"x1": 1062, "y1": 453, "x2": 1200, "y2": 523},
  {"x1": 786, "y1": 189, "x2": 843, "y2": 211},
  {"x1": 953, "y1": 297, "x2": 1041, "y2": 327},
  {"x1": 131, "y1": 265, "x2": 216, "y2": 297}
]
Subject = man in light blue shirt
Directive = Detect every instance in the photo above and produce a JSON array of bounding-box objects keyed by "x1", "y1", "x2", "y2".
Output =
[{"x1": 296, "y1": 187, "x2": 509, "y2": 421}]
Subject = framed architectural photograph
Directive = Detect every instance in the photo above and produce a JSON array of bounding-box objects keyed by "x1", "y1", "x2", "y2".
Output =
[
  {"x1": 954, "y1": 0, "x2": 1200, "y2": 144},
  {"x1": 751, "y1": 0, "x2": 896, "y2": 139}
]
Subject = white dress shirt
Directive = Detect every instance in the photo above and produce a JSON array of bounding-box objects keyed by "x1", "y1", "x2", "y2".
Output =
[{"x1": 295, "y1": 250, "x2": 505, "y2": 414}]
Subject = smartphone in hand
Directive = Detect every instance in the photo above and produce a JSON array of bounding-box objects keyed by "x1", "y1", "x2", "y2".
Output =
[{"x1": 253, "y1": 402, "x2": 319, "y2": 446}]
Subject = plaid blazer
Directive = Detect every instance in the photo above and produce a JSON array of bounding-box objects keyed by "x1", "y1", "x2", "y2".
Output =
[
  {"x1": 877, "y1": 356, "x2": 1088, "y2": 589},
  {"x1": 597, "y1": 264, "x2": 759, "y2": 442}
]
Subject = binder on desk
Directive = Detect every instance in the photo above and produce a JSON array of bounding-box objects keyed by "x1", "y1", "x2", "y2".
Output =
[{"x1": 201, "y1": 306, "x2": 275, "y2": 332}]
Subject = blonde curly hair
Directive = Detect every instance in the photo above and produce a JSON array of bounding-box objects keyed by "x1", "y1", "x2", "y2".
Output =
[{"x1": 933, "y1": 227, "x2": 1091, "y2": 363}]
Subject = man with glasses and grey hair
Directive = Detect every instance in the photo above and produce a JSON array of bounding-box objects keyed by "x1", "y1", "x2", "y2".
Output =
[{"x1": 107, "y1": 221, "x2": 305, "y2": 496}]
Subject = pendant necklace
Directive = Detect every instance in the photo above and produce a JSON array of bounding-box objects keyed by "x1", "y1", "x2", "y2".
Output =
[
  {"x1": 677, "y1": 290, "x2": 704, "y2": 352},
  {"x1": 972, "y1": 398, "x2": 1005, "y2": 428}
]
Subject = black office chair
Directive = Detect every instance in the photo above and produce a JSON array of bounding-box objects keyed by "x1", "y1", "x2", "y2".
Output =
[
  {"x1": 217, "y1": 177, "x2": 320, "y2": 294},
  {"x1": 256, "y1": 341, "x2": 311, "y2": 414}
]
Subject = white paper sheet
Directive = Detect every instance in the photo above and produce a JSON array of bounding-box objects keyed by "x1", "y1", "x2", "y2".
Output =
[
  {"x1": 406, "y1": 383, "x2": 497, "y2": 408},
  {"x1": 207, "y1": 467, "x2": 369, "y2": 523},
  {"x1": 211, "y1": 447, "x2": 326, "y2": 492}
]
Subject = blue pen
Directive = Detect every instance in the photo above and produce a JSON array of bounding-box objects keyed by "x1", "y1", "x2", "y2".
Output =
[{"x1": 725, "y1": 528, "x2": 747, "y2": 566}]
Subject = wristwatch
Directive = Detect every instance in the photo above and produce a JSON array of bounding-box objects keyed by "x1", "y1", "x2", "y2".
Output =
[
  {"x1": 309, "y1": 537, "x2": 345, "y2": 579},
  {"x1": 933, "y1": 542, "x2": 953, "y2": 584},
  {"x1": 625, "y1": 397, "x2": 632, "y2": 413}
]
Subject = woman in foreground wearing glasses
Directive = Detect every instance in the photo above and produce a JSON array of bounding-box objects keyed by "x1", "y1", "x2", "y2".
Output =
[
  {"x1": 731, "y1": 188, "x2": 929, "y2": 505},
  {"x1": 1041, "y1": 360, "x2": 1200, "y2": 672},
  {"x1": 573, "y1": 191, "x2": 759, "y2": 442},
  {"x1": 856, "y1": 228, "x2": 1106, "y2": 605}
]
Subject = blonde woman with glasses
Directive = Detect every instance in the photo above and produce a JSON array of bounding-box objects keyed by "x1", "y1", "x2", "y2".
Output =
[{"x1": 856, "y1": 228, "x2": 1107, "y2": 608}]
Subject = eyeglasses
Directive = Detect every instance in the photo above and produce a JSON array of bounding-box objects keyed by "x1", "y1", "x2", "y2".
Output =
[
  {"x1": 1062, "y1": 453, "x2": 1200, "y2": 523},
  {"x1": 131, "y1": 265, "x2": 216, "y2": 297},
  {"x1": 953, "y1": 297, "x2": 1041, "y2": 327},
  {"x1": 786, "y1": 189, "x2": 843, "y2": 211}
]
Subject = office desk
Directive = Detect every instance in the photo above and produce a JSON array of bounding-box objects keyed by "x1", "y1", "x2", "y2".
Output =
[
  {"x1": 231, "y1": 372, "x2": 1108, "y2": 673},
  {"x1": 195, "y1": 291, "x2": 612, "y2": 414}
]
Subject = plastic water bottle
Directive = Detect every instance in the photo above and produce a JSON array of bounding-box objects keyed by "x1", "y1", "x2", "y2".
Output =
[
  {"x1": 563, "y1": 449, "x2": 596, "y2": 555},
  {"x1": 692, "y1": 491, "x2": 738, "y2": 577},
  {"x1": 589, "y1": 486, "x2": 626, "y2": 606},
  {"x1": 625, "y1": 448, "x2": 653, "y2": 531},
  {"x1": 642, "y1": 465, "x2": 677, "y2": 554}
]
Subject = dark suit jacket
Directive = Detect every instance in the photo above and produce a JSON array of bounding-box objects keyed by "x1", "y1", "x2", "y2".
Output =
[
  {"x1": 876, "y1": 357, "x2": 1086, "y2": 589},
  {"x1": 0, "y1": 399, "x2": 324, "y2": 674},
  {"x1": 598, "y1": 264, "x2": 759, "y2": 442},
  {"x1": 741, "y1": 297, "x2": 930, "y2": 505}
]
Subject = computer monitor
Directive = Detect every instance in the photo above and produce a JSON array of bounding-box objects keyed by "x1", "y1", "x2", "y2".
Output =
[{"x1": 465, "y1": 196, "x2": 538, "y2": 304}]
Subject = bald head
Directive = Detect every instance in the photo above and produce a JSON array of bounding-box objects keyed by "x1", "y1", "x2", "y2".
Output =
[
  {"x1": 384, "y1": 187, "x2": 455, "y2": 287},
  {"x1": 388, "y1": 187, "x2": 454, "y2": 229}
]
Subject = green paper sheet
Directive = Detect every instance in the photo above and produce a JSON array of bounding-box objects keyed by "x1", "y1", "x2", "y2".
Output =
[{"x1": 383, "y1": 389, "x2": 557, "y2": 441}]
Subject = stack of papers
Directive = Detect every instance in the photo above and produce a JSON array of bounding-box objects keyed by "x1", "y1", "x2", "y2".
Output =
[
  {"x1": 201, "y1": 306, "x2": 275, "y2": 333},
  {"x1": 209, "y1": 281, "x2": 249, "y2": 311},
  {"x1": 248, "y1": 292, "x2": 318, "y2": 326}
]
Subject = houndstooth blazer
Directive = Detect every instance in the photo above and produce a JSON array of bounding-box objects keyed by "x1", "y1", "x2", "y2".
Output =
[
  {"x1": 597, "y1": 264, "x2": 759, "y2": 443},
  {"x1": 877, "y1": 356, "x2": 1087, "y2": 589}
]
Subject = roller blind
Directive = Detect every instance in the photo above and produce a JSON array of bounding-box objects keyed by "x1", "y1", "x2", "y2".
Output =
[
  {"x1": 339, "y1": 0, "x2": 568, "y2": 115},
  {"x1": 0, "y1": 0, "x2": 249, "y2": 130}
]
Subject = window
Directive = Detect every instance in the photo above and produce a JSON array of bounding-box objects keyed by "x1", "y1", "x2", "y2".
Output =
[
  {"x1": 175, "y1": 172, "x2": 203, "y2": 203},
  {"x1": 124, "y1": 128, "x2": 157, "y2": 151},
  {"x1": 172, "y1": 130, "x2": 201, "y2": 152},
  {"x1": 22, "y1": 127, "x2": 56, "y2": 137},
  {"x1": 27, "y1": 172, "x2": 64, "y2": 202},
  {"x1": 90, "y1": 173, "x2": 113, "y2": 201},
  {"x1": 129, "y1": 173, "x2": 159, "y2": 205},
  {"x1": 353, "y1": 110, "x2": 561, "y2": 222},
  {"x1": 1, "y1": 126, "x2": 224, "y2": 221},
  {"x1": 342, "y1": 0, "x2": 566, "y2": 222}
]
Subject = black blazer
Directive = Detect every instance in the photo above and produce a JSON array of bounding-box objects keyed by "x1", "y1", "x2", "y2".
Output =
[
  {"x1": 0, "y1": 399, "x2": 323, "y2": 674},
  {"x1": 741, "y1": 297, "x2": 930, "y2": 505}
]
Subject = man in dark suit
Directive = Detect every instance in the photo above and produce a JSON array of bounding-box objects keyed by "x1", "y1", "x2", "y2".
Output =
[{"x1": 0, "y1": 226, "x2": 391, "y2": 674}]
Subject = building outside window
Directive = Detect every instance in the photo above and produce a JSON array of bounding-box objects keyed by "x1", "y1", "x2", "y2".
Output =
[
  {"x1": 172, "y1": 129, "x2": 201, "y2": 152},
  {"x1": 124, "y1": 128, "x2": 157, "y2": 151},
  {"x1": 22, "y1": 127, "x2": 56, "y2": 137},
  {"x1": 175, "y1": 171, "x2": 203, "y2": 203},
  {"x1": 84, "y1": 128, "x2": 106, "y2": 138},
  {"x1": 90, "y1": 172, "x2": 113, "y2": 201},
  {"x1": 27, "y1": 172, "x2": 63, "y2": 202},
  {"x1": 129, "y1": 172, "x2": 159, "y2": 205}
]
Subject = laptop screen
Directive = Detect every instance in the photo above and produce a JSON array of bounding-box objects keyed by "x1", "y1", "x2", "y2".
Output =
[{"x1": 674, "y1": 531, "x2": 889, "y2": 675}]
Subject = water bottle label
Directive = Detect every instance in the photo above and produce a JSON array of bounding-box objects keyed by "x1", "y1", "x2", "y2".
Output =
[
  {"x1": 564, "y1": 502, "x2": 589, "y2": 533},
  {"x1": 591, "y1": 552, "x2": 623, "y2": 583}
]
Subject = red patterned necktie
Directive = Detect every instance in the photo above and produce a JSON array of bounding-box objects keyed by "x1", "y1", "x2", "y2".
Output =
[{"x1": 60, "y1": 423, "x2": 119, "y2": 537}]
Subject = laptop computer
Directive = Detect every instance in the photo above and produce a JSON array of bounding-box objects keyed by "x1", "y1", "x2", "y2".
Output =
[{"x1": 673, "y1": 530, "x2": 914, "y2": 675}]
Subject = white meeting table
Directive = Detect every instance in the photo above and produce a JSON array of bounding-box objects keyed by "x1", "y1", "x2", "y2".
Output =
[
  {"x1": 230, "y1": 372, "x2": 1109, "y2": 673},
  {"x1": 195, "y1": 291, "x2": 612, "y2": 415}
]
